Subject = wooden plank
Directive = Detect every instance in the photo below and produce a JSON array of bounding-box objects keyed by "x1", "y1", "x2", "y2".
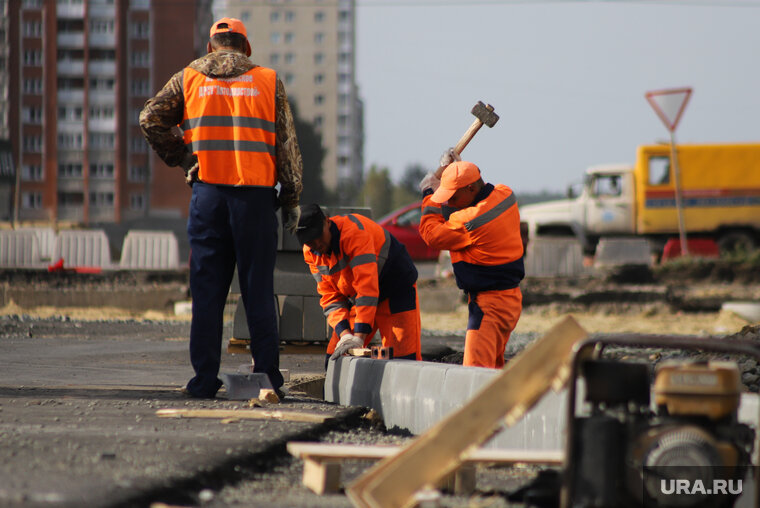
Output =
[
  {"x1": 303, "y1": 459, "x2": 342, "y2": 495},
  {"x1": 346, "y1": 315, "x2": 587, "y2": 508},
  {"x1": 156, "y1": 408, "x2": 332, "y2": 424},
  {"x1": 287, "y1": 442, "x2": 564, "y2": 465},
  {"x1": 348, "y1": 347, "x2": 371, "y2": 357}
]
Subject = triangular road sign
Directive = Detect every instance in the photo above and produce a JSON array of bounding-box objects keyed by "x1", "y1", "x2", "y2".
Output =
[{"x1": 645, "y1": 87, "x2": 692, "y2": 132}]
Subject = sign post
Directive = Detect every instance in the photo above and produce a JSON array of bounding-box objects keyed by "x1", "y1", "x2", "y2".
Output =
[{"x1": 645, "y1": 87, "x2": 692, "y2": 257}]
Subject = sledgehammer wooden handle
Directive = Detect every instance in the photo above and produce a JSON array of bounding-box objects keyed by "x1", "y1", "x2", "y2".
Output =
[{"x1": 435, "y1": 101, "x2": 499, "y2": 178}]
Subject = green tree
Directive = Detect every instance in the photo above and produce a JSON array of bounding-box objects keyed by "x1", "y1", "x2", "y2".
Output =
[
  {"x1": 360, "y1": 165, "x2": 394, "y2": 218},
  {"x1": 289, "y1": 101, "x2": 330, "y2": 206},
  {"x1": 392, "y1": 163, "x2": 427, "y2": 209}
]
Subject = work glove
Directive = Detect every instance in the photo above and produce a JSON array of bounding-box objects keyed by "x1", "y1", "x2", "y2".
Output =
[
  {"x1": 438, "y1": 147, "x2": 461, "y2": 168},
  {"x1": 179, "y1": 152, "x2": 199, "y2": 187},
  {"x1": 282, "y1": 206, "x2": 301, "y2": 235},
  {"x1": 330, "y1": 334, "x2": 365, "y2": 360},
  {"x1": 418, "y1": 172, "x2": 441, "y2": 193}
]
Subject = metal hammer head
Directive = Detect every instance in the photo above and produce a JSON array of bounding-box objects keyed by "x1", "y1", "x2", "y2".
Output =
[{"x1": 471, "y1": 101, "x2": 499, "y2": 127}]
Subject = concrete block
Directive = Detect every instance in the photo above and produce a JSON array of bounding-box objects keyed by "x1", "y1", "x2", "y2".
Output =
[
  {"x1": 414, "y1": 363, "x2": 452, "y2": 433},
  {"x1": 347, "y1": 358, "x2": 389, "y2": 410},
  {"x1": 0, "y1": 230, "x2": 42, "y2": 267},
  {"x1": 16, "y1": 227, "x2": 56, "y2": 260},
  {"x1": 303, "y1": 296, "x2": 329, "y2": 341},
  {"x1": 525, "y1": 237, "x2": 587, "y2": 277},
  {"x1": 279, "y1": 295, "x2": 304, "y2": 341},
  {"x1": 53, "y1": 229, "x2": 112, "y2": 268},
  {"x1": 594, "y1": 237, "x2": 652, "y2": 267},
  {"x1": 119, "y1": 230, "x2": 180, "y2": 270},
  {"x1": 379, "y1": 360, "x2": 422, "y2": 431}
]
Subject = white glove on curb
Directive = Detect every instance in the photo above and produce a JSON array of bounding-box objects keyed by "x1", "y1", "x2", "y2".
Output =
[
  {"x1": 282, "y1": 206, "x2": 301, "y2": 235},
  {"x1": 330, "y1": 334, "x2": 365, "y2": 360},
  {"x1": 419, "y1": 172, "x2": 441, "y2": 193}
]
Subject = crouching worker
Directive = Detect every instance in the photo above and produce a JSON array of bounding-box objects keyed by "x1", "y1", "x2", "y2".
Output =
[
  {"x1": 296, "y1": 204, "x2": 422, "y2": 366},
  {"x1": 419, "y1": 152, "x2": 524, "y2": 368}
]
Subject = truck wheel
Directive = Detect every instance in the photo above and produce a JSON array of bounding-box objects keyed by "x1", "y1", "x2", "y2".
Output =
[{"x1": 717, "y1": 231, "x2": 756, "y2": 255}]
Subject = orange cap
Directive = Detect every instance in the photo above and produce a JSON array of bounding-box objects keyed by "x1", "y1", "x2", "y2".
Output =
[
  {"x1": 209, "y1": 17, "x2": 248, "y2": 38},
  {"x1": 430, "y1": 161, "x2": 481, "y2": 203}
]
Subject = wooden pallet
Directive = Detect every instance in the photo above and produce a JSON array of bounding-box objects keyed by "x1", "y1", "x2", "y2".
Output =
[{"x1": 287, "y1": 441, "x2": 563, "y2": 496}]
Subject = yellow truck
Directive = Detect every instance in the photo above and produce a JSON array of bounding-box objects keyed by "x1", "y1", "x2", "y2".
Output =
[{"x1": 519, "y1": 142, "x2": 760, "y2": 256}]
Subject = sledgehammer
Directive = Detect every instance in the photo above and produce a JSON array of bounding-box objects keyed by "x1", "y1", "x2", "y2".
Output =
[{"x1": 436, "y1": 101, "x2": 499, "y2": 177}]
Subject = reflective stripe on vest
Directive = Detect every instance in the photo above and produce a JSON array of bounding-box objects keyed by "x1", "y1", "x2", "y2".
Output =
[{"x1": 182, "y1": 66, "x2": 277, "y2": 187}]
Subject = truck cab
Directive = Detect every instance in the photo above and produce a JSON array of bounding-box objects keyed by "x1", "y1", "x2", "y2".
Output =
[{"x1": 520, "y1": 164, "x2": 635, "y2": 254}]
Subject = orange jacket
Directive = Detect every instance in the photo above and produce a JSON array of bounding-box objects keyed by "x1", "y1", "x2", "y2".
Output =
[
  {"x1": 420, "y1": 183, "x2": 524, "y2": 292},
  {"x1": 303, "y1": 214, "x2": 417, "y2": 336},
  {"x1": 182, "y1": 66, "x2": 277, "y2": 187}
]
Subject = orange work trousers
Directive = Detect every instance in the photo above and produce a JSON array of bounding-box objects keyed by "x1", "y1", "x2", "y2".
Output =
[
  {"x1": 463, "y1": 287, "x2": 522, "y2": 368},
  {"x1": 326, "y1": 288, "x2": 421, "y2": 360}
]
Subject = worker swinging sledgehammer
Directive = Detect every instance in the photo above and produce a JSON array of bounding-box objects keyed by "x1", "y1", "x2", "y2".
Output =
[
  {"x1": 296, "y1": 204, "x2": 422, "y2": 367},
  {"x1": 419, "y1": 150, "x2": 525, "y2": 368}
]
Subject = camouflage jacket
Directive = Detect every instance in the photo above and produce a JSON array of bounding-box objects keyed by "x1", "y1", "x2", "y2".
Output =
[{"x1": 139, "y1": 50, "x2": 303, "y2": 209}]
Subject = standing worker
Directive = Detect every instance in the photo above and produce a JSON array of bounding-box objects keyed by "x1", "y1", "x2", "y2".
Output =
[
  {"x1": 139, "y1": 18, "x2": 303, "y2": 398},
  {"x1": 296, "y1": 204, "x2": 422, "y2": 364},
  {"x1": 419, "y1": 150, "x2": 524, "y2": 368}
]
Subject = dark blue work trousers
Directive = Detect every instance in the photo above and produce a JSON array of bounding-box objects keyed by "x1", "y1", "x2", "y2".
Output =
[{"x1": 185, "y1": 182, "x2": 283, "y2": 397}]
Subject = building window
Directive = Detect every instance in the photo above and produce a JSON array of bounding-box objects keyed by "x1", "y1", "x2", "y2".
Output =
[
  {"x1": 270, "y1": 11, "x2": 280, "y2": 22},
  {"x1": 314, "y1": 94, "x2": 324, "y2": 105},
  {"x1": 89, "y1": 105, "x2": 114, "y2": 119},
  {"x1": 23, "y1": 49, "x2": 43, "y2": 66},
  {"x1": 131, "y1": 137, "x2": 148, "y2": 153},
  {"x1": 22, "y1": 78, "x2": 43, "y2": 94},
  {"x1": 22, "y1": 21, "x2": 43, "y2": 37},
  {"x1": 23, "y1": 135, "x2": 43, "y2": 152},
  {"x1": 21, "y1": 192, "x2": 42, "y2": 209},
  {"x1": 21, "y1": 165, "x2": 43, "y2": 181},
  {"x1": 314, "y1": 33, "x2": 324, "y2": 44},
  {"x1": 22, "y1": 0, "x2": 42, "y2": 9},
  {"x1": 59, "y1": 105, "x2": 84, "y2": 121},
  {"x1": 57, "y1": 133, "x2": 83, "y2": 149},
  {"x1": 130, "y1": 79, "x2": 149, "y2": 96},
  {"x1": 269, "y1": 53, "x2": 280, "y2": 65},
  {"x1": 314, "y1": 53, "x2": 324, "y2": 65},
  {"x1": 22, "y1": 106, "x2": 43, "y2": 124},
  {"x1": 339, "y1": 94, "x2": 349, "y2": 106},
  {"x1": 339, "y1": 73, "x2": 350, "y2": 84},
  {"x1": 58, "y1": 163, "x2": 83, "y2": 178},
  {"x1": 89, "y1": 18, "x2": 114, "y2": 34},
  {"x1": 89, "y1": 192, "x2": 114, "y2": 207},
  {"x1": 90, "y1": 49, "x2": 116, "y2": 61},
  {"x1": 270, "y1": 32, "x2": 281, "y2": 44},
  {"x1": 130, "y1": 51, "x2": 149, "y2": 67},
  {"x1": 130, "y1": 193, "x2": 145, "y2": 210},
  {"x1": 315, "y1": 11, "x2": 325, "y2": 22},
  {"x1": 130, "y1": 21, "x2": 149, "y2": 39},
  {"x1": 314, "y1": 115, "x2": 323, "y2": 128},
  {"x1": 89, "y1": 78, "x2": 115, "y2": 90},
  {"x1": 314, "y1": 74, "x2": 324, "y2": 85},
  {"x1": 58, "y1": 191, "x2": 84, "y2": 208},
  {"x1": 90, "y1": 132, "x2": 115, "y2": 149},
  {"x1": 128, "y1": 165, "x2": 146, "y2": 182},
  {"x1": 284, "y1": 11, "x2": 294, "y2": 22},
  {"x1": 284, "y1": 52, "x2": 294, "y2": 64},
  {"x1": 90, "y1": 163, "x2": 114, "y2": 178},
  {"x1": 240, "y1": 10, "x2": 250, "y2": 22},
  {"x1": 284, "y1": 73, "x2": 294, "y2": 85}
]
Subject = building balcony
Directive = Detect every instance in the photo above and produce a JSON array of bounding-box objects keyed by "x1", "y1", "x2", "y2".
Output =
[
  {"x1": 57, "y1": 60, "x2": 85, "y2": 75},
  {"x1": 88, "y1": 118, "x2": 116, "y2": 131},
  {"x1": 57, "y1": 89, "x2": 85, "y2": 102},
  {"x1": 89, "y1": 90, "x2": 116, "y2": 103},
  {"x1": 57, "y1": 4, "x2": 85, "y2": 18},
  {"x1": 57, "y1": 32, "x2": 85, "y2": 47},
  {"x1": 88, "y1": 61, "x2": 116, "y2": 75},
  {"x1": 89, "y1": 4, "x2": 115, "y2": 17},
  {"x1": 57, "y1": 207, "x2": 84, "y2": 222},
  {"x1": 89, "y1": 33, "x2": 115, "y2": 48}
]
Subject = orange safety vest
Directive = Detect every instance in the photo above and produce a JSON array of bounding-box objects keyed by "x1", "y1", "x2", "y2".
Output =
[
  {"x1": 182, "y1": 66, "x2": 277, "y2": 187},
  {"x1": 420, "y1": 183, "x2": 524, "y2": 292},
  {"x1": 303, "y1": 214, "x2": 394, "y2": 336}
]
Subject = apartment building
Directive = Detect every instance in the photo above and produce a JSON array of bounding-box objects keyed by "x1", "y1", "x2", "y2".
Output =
[
  {"x1": 6, "y1": 0, "x2": 208, "y2": 225},
  {"x1": 213, "y1": 0, "x2": 364, "y2": 195}
]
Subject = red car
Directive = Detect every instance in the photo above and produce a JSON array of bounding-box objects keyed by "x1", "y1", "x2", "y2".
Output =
[{"x1": 377, "y1": 201, "x2": 440, "y2": 261}]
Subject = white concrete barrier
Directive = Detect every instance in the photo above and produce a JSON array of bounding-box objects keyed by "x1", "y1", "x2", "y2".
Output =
[
  {"x1": 119, "y1": 230, "x2": 180, "y2": 270},
  {"x1": 16, "y1": 227, "x2": 56, "y2": 260},
  {"x1": 52, "y1": 229, "x2": 112, "y2": 269},
  {"x1": 525, "y1": 237, "x2": 588, "y2": 277},
  {"x1": 0, "y1": 230, "x2": 43, "y2": 268}
]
